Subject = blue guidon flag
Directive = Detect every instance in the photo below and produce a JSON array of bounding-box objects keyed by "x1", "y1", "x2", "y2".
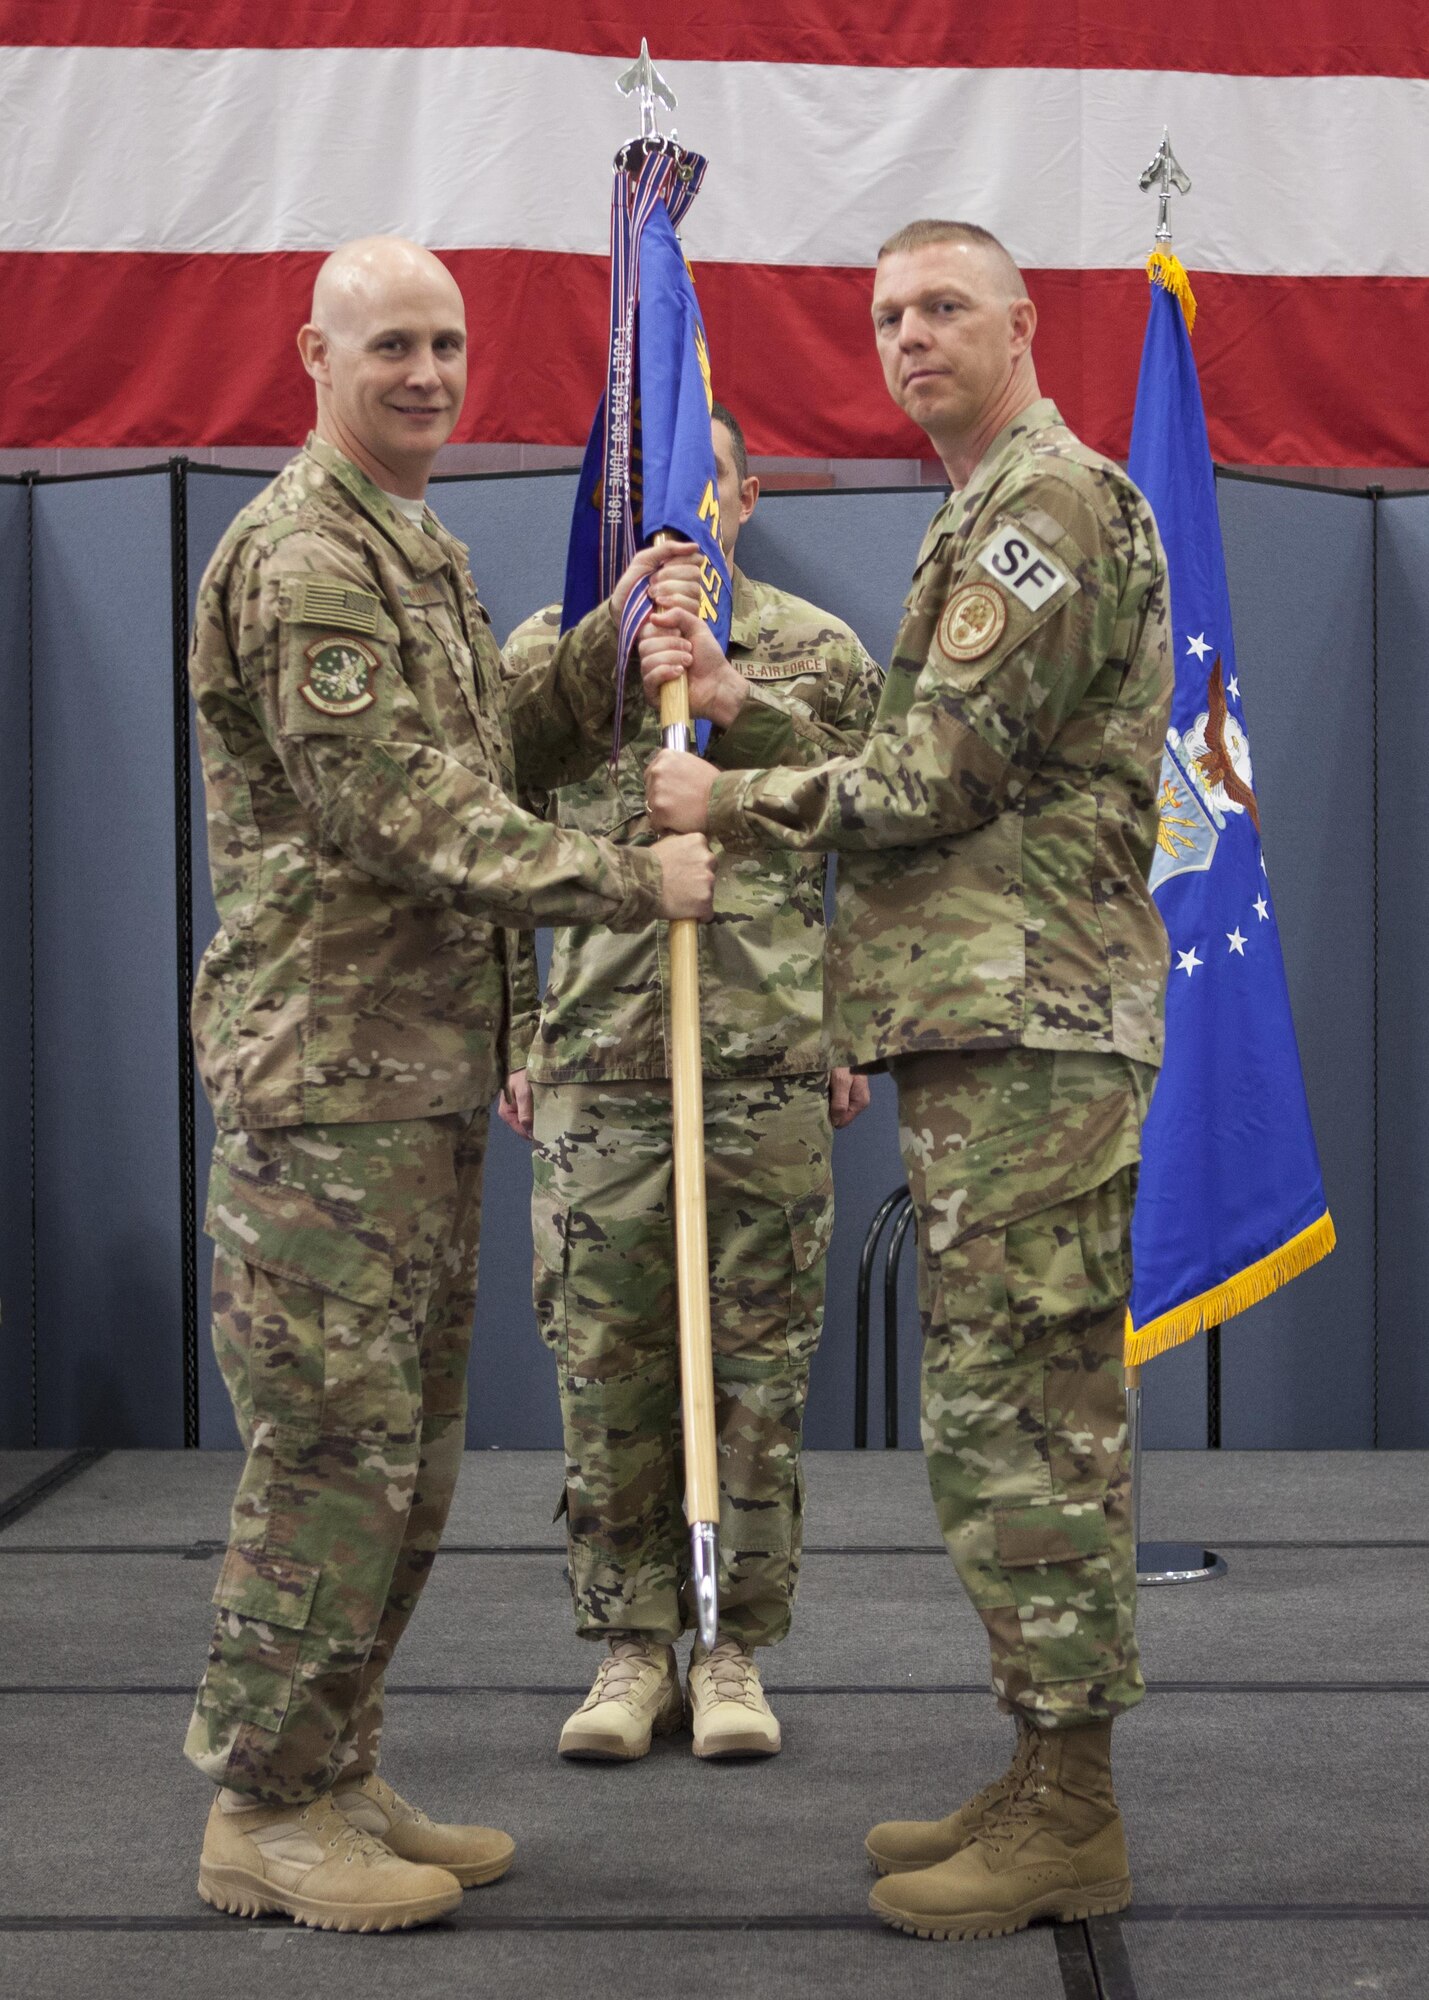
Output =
[
  {"x1": 1126, "y1": 252, "x2": 1335, "y2": 1366},
  {"x1": 562, "y1": 141, "x2": 731, "y2": 757}
]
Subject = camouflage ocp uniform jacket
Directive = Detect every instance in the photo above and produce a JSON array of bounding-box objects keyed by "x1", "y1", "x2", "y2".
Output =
[
  {"x1": 706, "y1": 401, "x2": 1173, "y2": 1076},
  {"x1": 189, "y1": 437, "x2": 665, "y2": 1130},
  {"x1": 503, "y1": 569, "x2": 882, "y2": 1083}
]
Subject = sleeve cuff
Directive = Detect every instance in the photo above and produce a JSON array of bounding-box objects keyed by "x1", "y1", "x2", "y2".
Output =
[
  {"x1": 706, "y1": 770, "x2": 760, "y2": 850},
  {"x1": 574, "y1": 597, "x2": 619, "y2": 668},
  {"x1": 607, "y1": 845, "x2": 667, "y2": 930},
  {"x1": 705, "y1": 685, "x2": 797, "y2": 769},
  {"x1": 566, "y1": 599, "x2": 621, "y2": 713}
]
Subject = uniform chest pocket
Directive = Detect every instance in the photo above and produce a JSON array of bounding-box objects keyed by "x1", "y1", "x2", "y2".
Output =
[{"x1": 406, "y1": 601, "x2": 477, "y2": 691}]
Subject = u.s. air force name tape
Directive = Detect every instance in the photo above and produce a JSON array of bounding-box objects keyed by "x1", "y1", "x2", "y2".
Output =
[{"x1": 739, "y1": 657, "x2": 827, "y2": 682}]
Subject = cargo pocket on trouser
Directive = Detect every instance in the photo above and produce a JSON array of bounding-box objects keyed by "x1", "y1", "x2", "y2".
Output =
[
  {"x1": 983, "y1": 1496, "x2": 1141, "y2": 1720},
  {"x1": 204, "y1": 1544, "x2": 322, "y2": 1732},
  {"x1": 708, "y1": 1172, "x2": 831, "y2": 1651},
  {"x1": 993, "y1": 1501, "x2": 1119, "y2": 1682},
  {"x1": 530, "y1": 1184, "x2": 570, "y2": 1366},
  {"x1": 784, "y1": 1169, "x2": 835, "y2": 1376},
  {"x1": 205, "y1": 1150, "x2": 400, "y2": 1438}
]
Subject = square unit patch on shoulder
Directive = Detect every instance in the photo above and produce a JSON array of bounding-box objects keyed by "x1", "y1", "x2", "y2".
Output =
[
  {"x1": 300, "y1": 636, "x2": 380, "y2": 716},
  {"x1": 975, "y1": 523, "x2": 1073, "y2": 612}
]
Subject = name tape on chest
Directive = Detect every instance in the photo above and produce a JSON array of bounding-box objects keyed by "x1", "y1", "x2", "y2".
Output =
[
  {"x1": 975, "y1": 524, "x2": 1072, "y2": 612},
  {"x1": 739, "y1": 656, "x2": 827, "y2": 683}
]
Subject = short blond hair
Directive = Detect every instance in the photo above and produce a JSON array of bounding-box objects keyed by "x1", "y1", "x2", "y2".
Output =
[{"x1": 876, "y1": 220, "x2": 1026, "y2": 301}]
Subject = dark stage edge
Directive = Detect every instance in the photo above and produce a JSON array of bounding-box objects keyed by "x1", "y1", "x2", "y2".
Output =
[{"x1": 2, "y1": 1451, "x2": 1425, "y2": 2000}]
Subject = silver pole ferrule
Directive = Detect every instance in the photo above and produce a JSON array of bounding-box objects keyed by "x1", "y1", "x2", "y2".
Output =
[
  {"x1": 691, "y1": 1521, "x2": 719, "y2": 1649},
  {"x1": 662, "y1": 722, "x2": 693, "y2": 755}
]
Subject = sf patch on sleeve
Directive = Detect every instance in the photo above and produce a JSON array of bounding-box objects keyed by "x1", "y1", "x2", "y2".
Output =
[{"x1": 975, "y1": 522, "x2": 1072, "y2": 611}]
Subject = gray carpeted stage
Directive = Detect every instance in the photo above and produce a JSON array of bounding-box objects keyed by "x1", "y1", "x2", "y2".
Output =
[{"x1": 1, "y1": 1449, "x2": 1424, "y2": 1999}]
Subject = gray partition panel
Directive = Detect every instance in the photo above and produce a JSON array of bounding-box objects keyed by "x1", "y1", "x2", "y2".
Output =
[
  {"x1": 15, "y1": 461, "x2": 1401, "y2": 1452},
  {"x1": 738, "y1": 485, "x2": 942, "y2": 674},
  {"x1": 0, "y1": 483, "x2": 33, "y2": 1445},
  {"x1": 1214, "y1": 479, "x2": 1376, "y2": 1445},
  {"x1": 432, "y1": 469, "x2": 580, "y2": 641},
  {"x1": 184, "y1": 471, "x2": 271, "y2": 1447},
  {"x1": 31, "y1": 473, "x2": 183, "y2": 1445},
  {"x1": 1375, "y1": 494, "x2": 1429, "y2": 1446}
]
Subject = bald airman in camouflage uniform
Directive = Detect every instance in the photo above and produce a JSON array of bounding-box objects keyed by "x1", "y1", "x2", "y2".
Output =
[
  {"x1": 501, "y1": 405, "x2": 882, "y2": 1761},
  {"x1": 643, "y1": 226, "x2": 1171, "y2": 1937},
  {"x1": 183, "y1": 236, "x2": 713, "y2": 1933}
]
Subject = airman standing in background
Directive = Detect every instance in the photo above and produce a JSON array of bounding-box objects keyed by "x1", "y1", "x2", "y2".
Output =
[{"x1": 501, "y1": 403, "x2": 882, "y2": 1763}]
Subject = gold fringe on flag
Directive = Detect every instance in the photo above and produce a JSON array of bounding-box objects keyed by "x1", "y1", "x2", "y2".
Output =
[
  {"x1": 1124, "y1": 1210, "x2": 1336, "y2": 1368},
  {"x1": 1147, "y1": 247, "x2": 1198, "y2": 333}
]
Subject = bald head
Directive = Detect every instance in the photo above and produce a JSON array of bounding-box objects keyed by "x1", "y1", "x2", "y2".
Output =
[
  {"x1": 311, "y1": 236, "x2": 465, "y2": 342},
  {"x1": 299, "y1": 236, "x2": 467, "y2": 499}
]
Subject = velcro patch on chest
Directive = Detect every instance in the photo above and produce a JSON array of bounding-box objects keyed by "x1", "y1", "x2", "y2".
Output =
[
  {"x1": 284, "y1": 577, "x2": 382, "y2": 634},
  {"x1": 937, "y1": 582, "x2": 1007, "y2": 663},
  {"x1": 974, "y1": 523, "x2": 1073, "y2": 612},
  {"x1": 739, "y1": 657, "x2": 827, "y2": 682},
  {"x1": 299, "y1": 636, "x2": 380, "y2": 715}
]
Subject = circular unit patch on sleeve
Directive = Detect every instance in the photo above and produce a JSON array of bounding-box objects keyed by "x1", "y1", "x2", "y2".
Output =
[
  {"x1": 937, "y1": 582, "x2": 1007, "y2": 663},
  {"x1": 300, "y1": 636, "x2": 380, "y2": 716}
]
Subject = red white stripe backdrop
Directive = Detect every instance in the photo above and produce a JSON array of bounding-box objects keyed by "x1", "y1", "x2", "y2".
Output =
[{"x1": 3, "y1": 3, "x2": 1426, "y2": 462}]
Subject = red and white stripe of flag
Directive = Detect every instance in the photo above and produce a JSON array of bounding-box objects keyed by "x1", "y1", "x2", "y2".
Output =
[{"x1": 2, "y1": 2, "x2": 1424, "y2": 461}]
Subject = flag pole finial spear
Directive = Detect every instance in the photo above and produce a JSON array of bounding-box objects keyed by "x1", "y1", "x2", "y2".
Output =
[
  {"x1": 1138, "y1": 130, "x2": 1197, "y2": 328},
  {"x1": 617, "y1": 38, "x2": 678, "y2": 146},
  {"x1": 1139, "y1": 128, "x2": 1192, "y2": 250}
]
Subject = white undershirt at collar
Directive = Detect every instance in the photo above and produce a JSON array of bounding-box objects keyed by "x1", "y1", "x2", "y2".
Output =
[{"x1": 378, "y1": 487, "x2": 427, "y2": 525}]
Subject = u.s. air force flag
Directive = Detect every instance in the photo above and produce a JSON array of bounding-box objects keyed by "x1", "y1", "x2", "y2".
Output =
[
  {"x1": 1126, "y1": 253, "x2": 1335, "y2": 1364},
  {"x1": 562, "y1": 142, "x2": 731, "y2": 756}
]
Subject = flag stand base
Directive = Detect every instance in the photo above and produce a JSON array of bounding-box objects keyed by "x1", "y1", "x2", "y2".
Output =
[
  {"x1": 1136, "y1": 1540, "x2": 1228, "y2": 1587},
  {"x1": 1126, "y1": 1373, "x2": 1228, "y2": 1590}
]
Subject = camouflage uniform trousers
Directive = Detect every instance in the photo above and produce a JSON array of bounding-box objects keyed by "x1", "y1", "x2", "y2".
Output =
[
  {"x1": 531, "y1": 1074, "x2": 834, "y2": 1650},
  {"x1": 184, "y1": 1111, "x2": 487, "y2": 1804},
  {"x1": 892, "y1": 1046, "x2": 1155, "y2": 1730}
]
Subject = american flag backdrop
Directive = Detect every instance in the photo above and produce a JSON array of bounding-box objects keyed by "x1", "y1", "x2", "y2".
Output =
[{"x1": 1, "y1": 2, "x2": 1425, "y2": 461}]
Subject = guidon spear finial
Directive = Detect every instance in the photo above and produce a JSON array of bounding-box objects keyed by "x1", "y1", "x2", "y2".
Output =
[
  {"x1": 616, "y1": 38, "x2": 677, "y2": 142},
  {"x1": 1139, "y1": 129, "x2": 1191, "y2": 247}
]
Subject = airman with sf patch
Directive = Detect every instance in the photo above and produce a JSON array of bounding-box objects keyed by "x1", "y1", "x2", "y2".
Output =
[{"x1": 640, "y1": 220, "x2": 1171, "y2": 1943}]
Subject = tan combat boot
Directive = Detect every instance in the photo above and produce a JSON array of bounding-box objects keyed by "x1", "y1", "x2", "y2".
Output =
[
  {"x1": 330, "y1": 1772, "x2": 514, "y2": 1888},
  {"x1": 558, "y1": 1637, "x2": 684, "y2": 1760},
  {"x1": 686, "y1": 1637, "x2": 781, "y2": 1758},
  {"x1": 197, "y1": 1790, "x2": 462, "y2": 1932},
  {"x1": 869, "y1": 1719, "x2": 1131, "y2": 1941},
  {"x1": 865, "y1": 1719, "x2": 1036, "y2": 1874}
]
